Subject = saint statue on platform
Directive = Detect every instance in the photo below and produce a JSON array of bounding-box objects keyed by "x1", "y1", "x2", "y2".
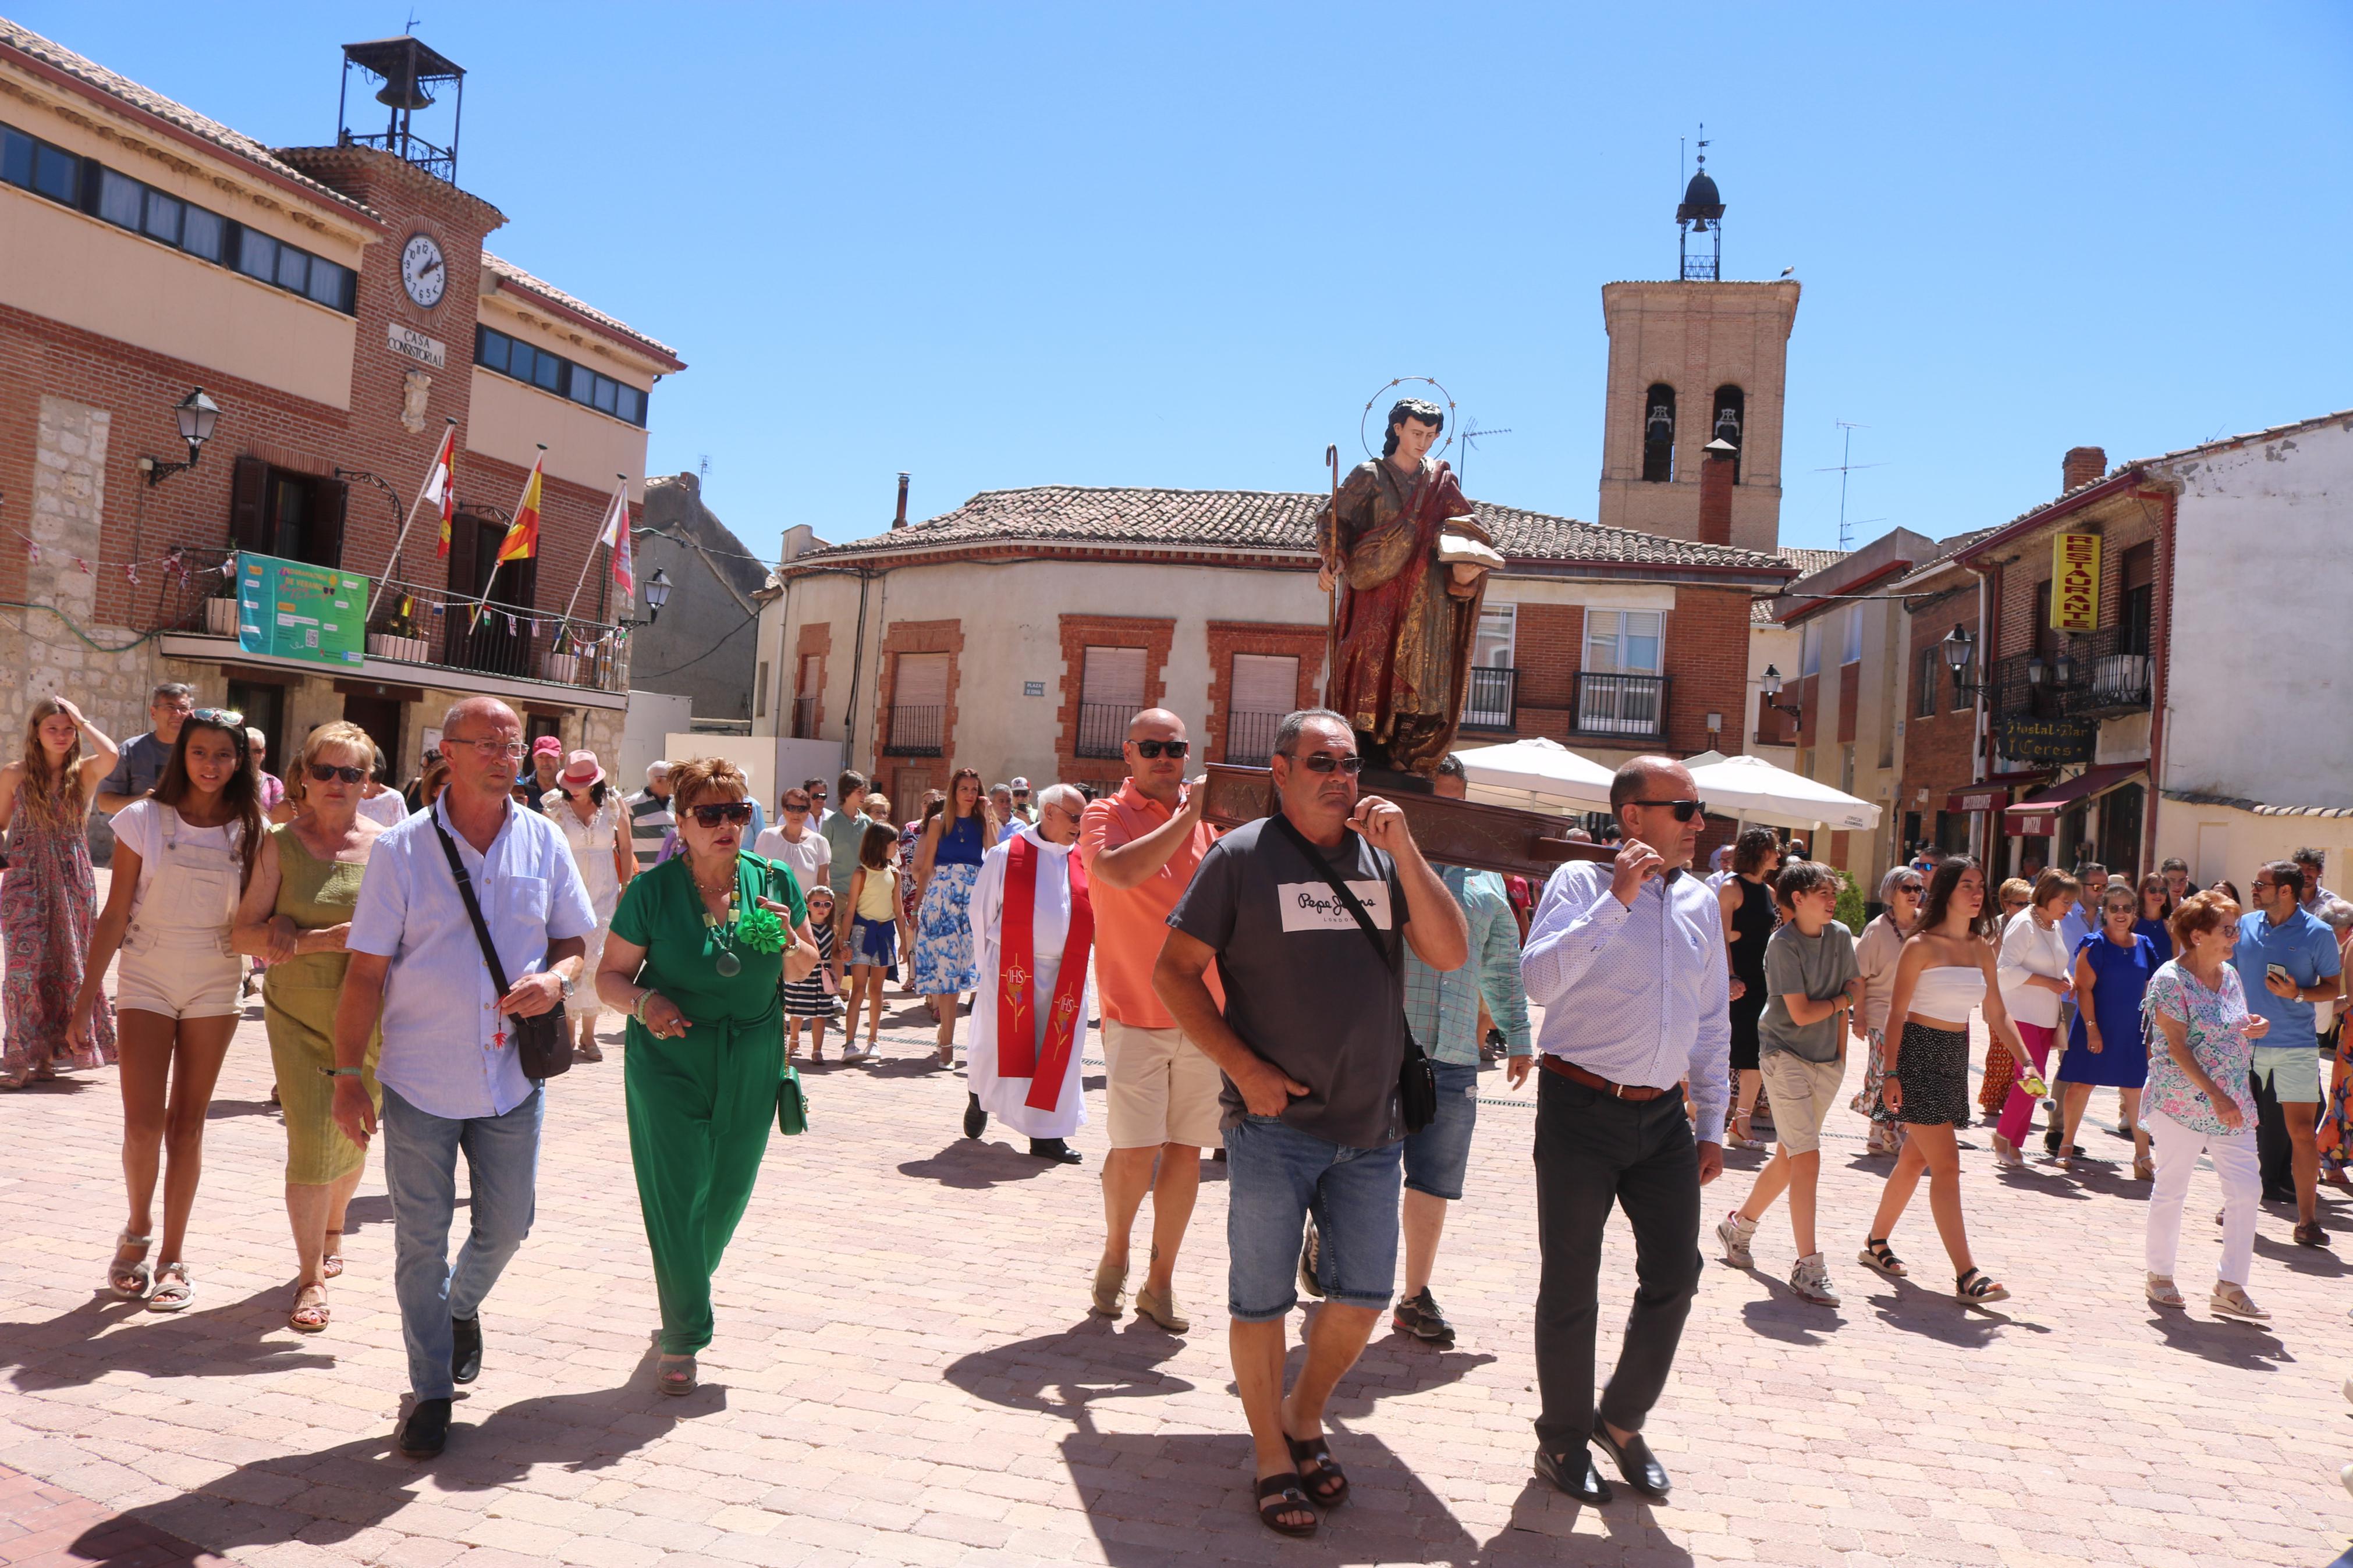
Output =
[{"x1": 1315, "y1": 398, "x2": 1500, "y2": 778}]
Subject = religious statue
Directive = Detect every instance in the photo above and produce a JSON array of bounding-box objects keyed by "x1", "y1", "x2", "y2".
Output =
[{"x1": 1314, "y1": 398, "x2": 1501, "y2": 778}]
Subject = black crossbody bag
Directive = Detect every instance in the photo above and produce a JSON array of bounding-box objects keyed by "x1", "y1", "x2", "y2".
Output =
[
  {"x1": 1270, "y1": 815, "x2": 1438, "y2": 1135},
  {"x1": 432, "y1": 816, "x2": 571, "y2": 1083}
]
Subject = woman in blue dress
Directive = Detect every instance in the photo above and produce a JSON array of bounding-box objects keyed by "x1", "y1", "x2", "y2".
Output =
[
  {"x1": 2054, "y1": 881, "x2": 2159, "y2": 1178},
  {"x1": 911, "y1": 767, "x2": 999, "y2": 1066},
  {"x1": 2134, "y1": 872, "x2": 2175, "y2": 963}
]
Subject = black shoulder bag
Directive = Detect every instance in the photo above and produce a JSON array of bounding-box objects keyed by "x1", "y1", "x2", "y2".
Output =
[
  {"x1": 432, "y1": 816, "x2": 571, "y2": 1083},
  {"x1": 1270, "y1": 815, "x2": 1438, "y2": 1135}
]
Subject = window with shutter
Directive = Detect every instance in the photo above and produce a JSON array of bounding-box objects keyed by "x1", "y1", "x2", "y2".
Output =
[
  {"x1": 1077, "y1": 646, "x2": 1147, "y2": 758},
  {"x1": 1227, "y1": 653, "x2": 1297, "y2": 765},
  {"x1": 229, "y1": 454, "x2": 269, "y2": 555},
  {"x1": 886, "y1": 653, "x2": 949, "y2": 755}
]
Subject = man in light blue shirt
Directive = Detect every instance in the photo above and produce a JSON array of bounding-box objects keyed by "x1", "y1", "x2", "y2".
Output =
[
  {"x1": 333, "y1": 696, "x2": 597, "y2": 1460},
  {"x1": 2236, "y1": 859, "x2": 2342, "y2": 1242},
  {"x1": 1519, "y1": 755, "x2": 1727, "y2": 1509},
  {"x1": 1390, "y1": 756, "x2": 1532, "y2": 1349}
]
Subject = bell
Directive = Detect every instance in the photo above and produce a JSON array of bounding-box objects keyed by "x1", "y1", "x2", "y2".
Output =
[{"x1": 375, "y1": 70, "x2": 435, "y2": 111}]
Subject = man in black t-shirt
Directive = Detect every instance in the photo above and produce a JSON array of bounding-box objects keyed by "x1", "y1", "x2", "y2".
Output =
[{"x1": 1158, "y1": 708, "x2": 1466, "y2": 1537}]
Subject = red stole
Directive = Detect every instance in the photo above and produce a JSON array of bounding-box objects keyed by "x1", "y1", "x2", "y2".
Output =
[{"x1": 995, "y1": 834, "x2": 1094, "y2": 1112}]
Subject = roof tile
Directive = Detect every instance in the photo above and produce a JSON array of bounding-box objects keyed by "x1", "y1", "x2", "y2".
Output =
[{"x1": 481, "y1": 252, "x2": 683, "y2": 368}]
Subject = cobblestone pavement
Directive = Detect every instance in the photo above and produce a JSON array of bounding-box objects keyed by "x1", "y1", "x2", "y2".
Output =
[{"x1": 3, "y1": 926, "x2": 2351, "y2": 1566}]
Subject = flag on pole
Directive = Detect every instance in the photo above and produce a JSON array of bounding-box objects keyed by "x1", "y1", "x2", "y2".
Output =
[
  {"x1": 496, "y1": 451, "x2": 544, "y2": 565},
  {"x1": 599, "y1": 480, "x2": 634, "y2": 596},
  {"x1": 425, "y1": 426, "x2": 459, "y2": 559}
]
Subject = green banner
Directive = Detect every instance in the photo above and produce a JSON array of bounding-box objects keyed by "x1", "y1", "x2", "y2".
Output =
[{"x1": 235, "y1": 553, "x2": 367, "y2": 667}]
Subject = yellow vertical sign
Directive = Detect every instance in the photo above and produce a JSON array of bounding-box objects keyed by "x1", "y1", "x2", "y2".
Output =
[{"x1": 2053, "y1": 532, "x2": 2100, "y2": 631}]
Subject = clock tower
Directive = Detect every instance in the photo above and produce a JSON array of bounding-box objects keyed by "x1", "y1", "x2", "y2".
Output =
[{"x1": 1595, "y1": 150, "x2": 1800, "y2": 556}]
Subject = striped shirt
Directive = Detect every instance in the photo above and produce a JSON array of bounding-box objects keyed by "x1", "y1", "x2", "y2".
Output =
[
  {"x1": 628, "y1": 788, "x2": 672, "y2": 873},
  {"x1": 1403, "y1": 867, "x2": 1532, "y2": 1066},
  {"x1": 1520, "y1": 860, "x2": 1733, "y2": 1145}
]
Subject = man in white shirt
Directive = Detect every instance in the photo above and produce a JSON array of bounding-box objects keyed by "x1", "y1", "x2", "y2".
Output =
[
  {"x1": 333, "y1": 697, "x2": 598, "y2": 1461},
  {"x1": 1520, "y1": 756, "x2": 1727, "y2": 1507},
  {"x1": 753, "y1": 785, "x2": 831, "y2": 898}
]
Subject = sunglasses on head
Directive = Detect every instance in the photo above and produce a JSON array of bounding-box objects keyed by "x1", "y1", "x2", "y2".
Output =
[
  {"x1": 1131, "y1": 739, "x2": 1189, "y2": 759},
  {"x1": 687, "y1": 801, "x2": 756, "y2": 828},
  {"x1": 307, "y1": 762, "x2": 367, "y2": 785},
  {"x1": 1628, "y1": 798, "x2": 1708, "y2": 822},
  {"x1": 1289, "y1": 752, "x2": 1362, "y2": 774}
]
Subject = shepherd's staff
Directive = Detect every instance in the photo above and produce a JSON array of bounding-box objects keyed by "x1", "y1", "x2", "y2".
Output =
[{"x1": 1322, "y1": 443, "x2": 1340, "y2": 707}]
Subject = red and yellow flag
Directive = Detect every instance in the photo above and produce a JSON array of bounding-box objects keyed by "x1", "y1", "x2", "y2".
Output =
[
  {"x1": 496, "y1": 450, "x2": 544, "y2": 565},
  {"x1": 425, "y1": 426, "x2": 457, "y2": 559}
]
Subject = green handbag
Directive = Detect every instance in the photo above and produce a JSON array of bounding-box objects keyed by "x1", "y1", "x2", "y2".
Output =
[{"x1": 776, "y1": 1062, "x2": 808, "y2": 1136}]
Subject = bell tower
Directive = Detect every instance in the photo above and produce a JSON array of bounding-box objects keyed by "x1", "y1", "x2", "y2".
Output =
[{"x1": 1596, "y1": 143, "x2": 1799, "y2": 556}]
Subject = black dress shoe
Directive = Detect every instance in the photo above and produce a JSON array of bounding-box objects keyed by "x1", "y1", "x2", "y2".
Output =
[
  {"x1": 1592, "y1": 1422, "x2": 1670, "y2": 1499},
  {"x1": 963, "y1": 1093, "x2": 988, "y2": 1140},
  {"x1": 1028, "y1": 1138, "x2": 1081, "y2": 1164},
  {"x1": 1532, "y1": 1446, "x2": 1612, "y2": 1505},
  {"x1": 450, "y1": 1315, "x2": 482, "y2": 1385},
  {"x1": 398, "y1": 1398, "x2": 451, "y2": 1459}
]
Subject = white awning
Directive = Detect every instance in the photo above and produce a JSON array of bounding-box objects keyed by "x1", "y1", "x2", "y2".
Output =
[
  {"x1": 1453, "y1": 737, "x2": 1616, "y2": 813},
  {"x1": 1685, "y1": 752, "x2": 1883, "y2": 832}
]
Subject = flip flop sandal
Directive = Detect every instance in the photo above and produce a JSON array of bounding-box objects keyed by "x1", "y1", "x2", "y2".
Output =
[
  {"x1": 657, "y1": 1356, "x2": 697, "y2": 1396},
  {"x1": 1255, "y1": 1474, "x2": 1318, "y2": 1538},
  {"x1": 108, "y1": 1231, "x2": 154, "y2": 1299},
  {"x1": 146, "y1": 1261, "x2": 194, "y2": 1314},
  {"x1": 288, "y1": 1284, "x2": 331, "y2": 1334},
  {"x1": 322, "y1": 1232, "x2": 345, "y2": 1280},
  {"x1": 1858, "y1": 1238, "x2": 1907, "y2": 1279},
  {"x1": 1284, "y1": 1433, "x2": 1348, "y2": 1508},
  {"x1": 1955, "y1": 1267, "x2": 2010, "y2": 1305}
]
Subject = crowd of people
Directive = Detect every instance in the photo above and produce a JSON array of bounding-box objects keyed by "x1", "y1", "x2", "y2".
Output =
[{"x1": 0, "y1": 680, "x2": 2335, "y2": 1536}]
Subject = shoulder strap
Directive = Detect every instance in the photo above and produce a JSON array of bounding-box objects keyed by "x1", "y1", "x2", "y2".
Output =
[
  {"x1": 1270, "y1": 812, "x2": 1397, "y2": 975},
  {"x1": 432, "y1": 813, "x2": 516, "y2": 999}
]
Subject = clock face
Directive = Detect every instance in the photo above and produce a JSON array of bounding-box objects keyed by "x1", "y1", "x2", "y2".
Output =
[{"x1": 400, "y1": 234, "x2": 446, "y2": 308}]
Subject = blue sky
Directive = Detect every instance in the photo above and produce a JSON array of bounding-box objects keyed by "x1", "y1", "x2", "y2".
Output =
[{"x1": 23, "y1": 3, "x2": 2352, "y2": 563}]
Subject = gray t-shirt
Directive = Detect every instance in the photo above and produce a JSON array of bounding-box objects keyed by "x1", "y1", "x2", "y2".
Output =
[
  {"x1": 98, "y1": 731, "x2": 173, "y2": 803},
  {"x1": 1758, "y1": 920, "x2": 1860, "y2": 1063},
  {"x1": 1167, "y1": 815, "x2": 1406, "y2": 1150}
]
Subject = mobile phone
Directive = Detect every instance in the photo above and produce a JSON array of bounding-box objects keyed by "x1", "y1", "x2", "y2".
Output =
[{"x1": 2268, "y1": 963, "x2": 2294, "y2": 988}]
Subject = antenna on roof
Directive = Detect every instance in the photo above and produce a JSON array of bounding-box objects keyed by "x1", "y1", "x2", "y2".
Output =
[
  {"x1": 1814, "y1": 421, "x2": 1890, "y2": 551},
  {"x1": 698, "y1": 454, "x2": 710, "y2": 487},
  {"x1": 1458, "y1": 417, "x2": 1513, "y2": 483}
]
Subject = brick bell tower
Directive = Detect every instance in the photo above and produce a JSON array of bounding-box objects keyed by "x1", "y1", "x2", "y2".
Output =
[{"x1": 1595, "y1": 142, "x2": 1800, "y2": 556}]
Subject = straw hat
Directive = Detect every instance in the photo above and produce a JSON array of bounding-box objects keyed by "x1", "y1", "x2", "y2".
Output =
[{"x1": 556, "y1": 750, "x2": 605, "y2": 790}]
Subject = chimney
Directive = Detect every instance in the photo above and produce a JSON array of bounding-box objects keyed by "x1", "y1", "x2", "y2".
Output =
[
  {"x1": 1698, "y1": 438, "x2": 1737, "y2": 546},
  {"x1": 892, "y1": 472, "x2": 910, "y2": 529},
  {"x1": 2063, "y1": 446, "x2": 2106, "y2": 493}
]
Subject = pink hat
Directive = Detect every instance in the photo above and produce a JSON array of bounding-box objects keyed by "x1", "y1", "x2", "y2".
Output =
[
  {"x1": 531, "y1": 735, "x2": 565, "y2": 758},
  {"x1": 557, "y1": 750, "x2": 605, "y2": 790}
]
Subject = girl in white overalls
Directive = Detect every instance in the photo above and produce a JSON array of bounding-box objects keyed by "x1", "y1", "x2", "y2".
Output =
[{"x1": 72, "y1": 708, "x2": 264, "y2": 1313}]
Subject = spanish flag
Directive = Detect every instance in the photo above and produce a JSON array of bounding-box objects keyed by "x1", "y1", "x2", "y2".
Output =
[
  {"x1": 425, "y1": 425, "x2": 458, "y2": 559},
  {"x1": 496, "y1": 447, "x2": 545, "y2": 565}
]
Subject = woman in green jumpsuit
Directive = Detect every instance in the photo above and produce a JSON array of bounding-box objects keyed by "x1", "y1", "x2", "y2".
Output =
[{"x1": 599, "y1": 757, "x2": 815, "y2": 1393}]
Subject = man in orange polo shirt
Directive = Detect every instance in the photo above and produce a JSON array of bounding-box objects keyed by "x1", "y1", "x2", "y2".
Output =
[{"x1": 1079, "y1": 707, "x2": 1224, "y2": 1332}]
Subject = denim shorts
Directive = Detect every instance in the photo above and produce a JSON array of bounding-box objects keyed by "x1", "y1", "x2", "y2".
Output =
[
  {"x1": 1401, "y1": 1059, "x2": 1482, "y2": 1201},
  {"x1": 1225, "y1": 1114, "x2": 1401, "y2": 1321}
]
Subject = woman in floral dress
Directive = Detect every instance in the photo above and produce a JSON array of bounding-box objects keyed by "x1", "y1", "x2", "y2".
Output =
[
  {"x1": 911, "y1": 768, "x2": 997, "y2": 1066},
  {"x1": 1, "y1": 697, "x2": 121, "y2": 1086},
  {"x1": 544, "y1": 751, "x2": 634, "y2": 1063}
]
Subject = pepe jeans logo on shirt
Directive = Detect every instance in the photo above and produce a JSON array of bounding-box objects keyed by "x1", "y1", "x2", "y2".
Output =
[{"x1": 1277, "y1": 880, "x2": 1393, "y2": 933}]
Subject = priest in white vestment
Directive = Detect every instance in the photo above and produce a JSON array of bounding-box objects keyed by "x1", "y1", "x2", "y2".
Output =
[{"x1": 963, "y1": 783, "x2": 1094, "y2": 1162}]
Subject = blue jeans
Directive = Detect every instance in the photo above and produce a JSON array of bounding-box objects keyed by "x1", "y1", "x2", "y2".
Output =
[
  {"x1": 1401, "y1": 1060, "x2": 1482, "y2": 1201},
  {"x1": 381, "y1": 1083, "x2": 544, "y2": 1400},
  {"x1": 1224, "y1": 1114, "x2": 1401, "y2": 1321}
]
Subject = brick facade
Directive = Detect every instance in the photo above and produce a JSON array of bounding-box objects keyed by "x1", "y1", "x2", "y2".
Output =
[
  {"x1": 1897, "y1": 582, "x2": 1983, "y2": 855},
  {"x1": 871, "y1": 618, "x2": 966, "y2": 803},
  {"x1": 1202, "y1": 620, "x2": 1325, "y2": 764},
  {"x1": 1054, "y1": 614, "x2": 1174, "y2": 787}
]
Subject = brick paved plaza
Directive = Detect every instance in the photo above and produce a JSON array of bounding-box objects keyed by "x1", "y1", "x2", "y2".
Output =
[{"x1": 3, "y1": 923, "x2": 2350, "y2": 1567}]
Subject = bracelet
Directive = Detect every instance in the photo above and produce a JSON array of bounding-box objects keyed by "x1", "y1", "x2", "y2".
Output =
[
  {"x1": 633, "y1": 990, "x2": 657, "y2": 1025},
  {"x1": 320, "y1": 1066, "x2": 362, "y2": 1078}
]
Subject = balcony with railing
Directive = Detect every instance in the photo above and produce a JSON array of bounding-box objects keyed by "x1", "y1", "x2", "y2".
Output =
[
  {"x1": 1226, "y1": 709, "x2": 1282, "y2": 767},
  {"x1": 1991, "y1": 626, "x2": 2151, "y2": 723},
  {"x1": 1076, "y1": 702, "x2": 1129, "y2": 760},
  {"x1": 883, "y1": 705, "x2": 943, "y2": 757},
  {"x1": 160, "y1": 552, "x2": 629, "y2": 696},
  {"x1": 1462, "y1": 667, "x2": 1517, "y2": 733},
  {"x1": 1572, "y1": 671, "x2": 1669, "y2": 742}
]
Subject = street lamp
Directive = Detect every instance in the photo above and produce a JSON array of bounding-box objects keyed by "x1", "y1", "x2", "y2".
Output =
[
  {"x1": 1760, "y1": 663, "x2": 1802, "y2": 725},
  {"x1": 139, "y1": 387, "x2": 222, "y2": 486},
  {"x1": 1941, "y1": 623, "x2": 1989, "y2": 699},
  {"x1": 643, "y1": 567, "x2": 672, "y2": 623}
]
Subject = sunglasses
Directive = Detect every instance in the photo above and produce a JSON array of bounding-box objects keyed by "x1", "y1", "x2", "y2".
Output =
[
  {"x1": 1897, "y1": 881, "x2": 1925, "y2": 895},
  {"x1": 307, "y1": 762, "x2": 368, "y2": 785},
  {"x1": 1287, "y1": 752, "x2": 1363, "y2": 774},
  {"x1": 1628, "y1": 798, "x2": 1708, "y2": 822},
  {"x1": 687, "y1": 801, "x2": 757, "y2": 828},
  {"x1": 1131, "y1": 739, "x2": 1189, "y2": 759}
]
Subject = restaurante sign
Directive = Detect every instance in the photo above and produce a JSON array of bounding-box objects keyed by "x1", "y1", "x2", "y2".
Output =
[{"x1": 2053, "y1": 532, "x2": 2100, "y2": 632}]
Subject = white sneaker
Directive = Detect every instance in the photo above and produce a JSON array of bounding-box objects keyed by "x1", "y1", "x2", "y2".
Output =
[
  {"x1": 1714, "y1": 1211, "x2": 1756, "y2": 1268},
  {"x1": 1788, "y1": 1253, "x2": 1840, "y2": 1306},
  {"x1": 2210, "y1": 1281, "x2": 2270, "y2": 1322}
]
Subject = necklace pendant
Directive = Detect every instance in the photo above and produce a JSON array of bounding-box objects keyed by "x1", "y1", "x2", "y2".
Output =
[{"x1": 715, "y1": 950, "x2": 741, "y2": 977}]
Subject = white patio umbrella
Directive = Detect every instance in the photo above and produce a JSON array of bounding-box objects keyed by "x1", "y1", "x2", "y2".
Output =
[
  {"x1": 1452, "y1": 736, "x2": 1616, "y2": 813},
  {"x1": 1685, "y1": 752, "x2": 1882, "y2": 833}
]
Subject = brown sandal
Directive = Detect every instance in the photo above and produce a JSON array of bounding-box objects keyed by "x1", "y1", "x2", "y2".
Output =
[
  {"x1": 656, "y1": 1354, "x2": 697, "y2": 1396},
  {"x1": 1256, "y1": 1474, "x2": 1317, "y2": 1538},
  {"x1": 288, "y1": 1282, "x2": 330, "y2": 1334}
]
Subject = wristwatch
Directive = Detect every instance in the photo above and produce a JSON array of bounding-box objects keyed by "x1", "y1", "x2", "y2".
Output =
[{"x1": 557, "y1": 970, "x2": 576, "y2": 1000}]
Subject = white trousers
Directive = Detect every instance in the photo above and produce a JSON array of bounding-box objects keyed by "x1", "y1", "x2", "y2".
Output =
[{"x1": 2143, "y1": 1108, "x2": 2259, "y2": 1286}]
